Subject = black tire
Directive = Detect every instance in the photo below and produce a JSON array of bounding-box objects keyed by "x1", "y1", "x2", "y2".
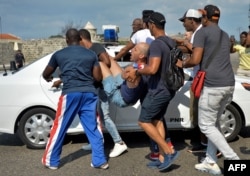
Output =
[
  {"x1": 17, "y1": 108, "x2": 55, "y2": 149},
  {"x1": 219, "y1": 104, "x2": 242, "y2": 142}
]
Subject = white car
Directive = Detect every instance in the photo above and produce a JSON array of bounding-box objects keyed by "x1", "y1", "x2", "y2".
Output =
[{"x1": 0, "y1": 50, "x2": 250, "y2": 149}]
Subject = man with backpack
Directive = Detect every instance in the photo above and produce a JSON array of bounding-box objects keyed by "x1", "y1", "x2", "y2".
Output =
[{"x1": 127, "y1": 12, "x2": 180, "y2": 172}]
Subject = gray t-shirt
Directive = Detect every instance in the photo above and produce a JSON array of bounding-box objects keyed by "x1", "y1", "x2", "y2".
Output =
[{"x1": 193, "y1": 25, "x2": 235, "y2": 87}]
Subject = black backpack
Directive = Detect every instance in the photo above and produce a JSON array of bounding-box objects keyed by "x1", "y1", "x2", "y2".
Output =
[{"x1": 159, "y1": 38, "x2": 185, "y2": 91}]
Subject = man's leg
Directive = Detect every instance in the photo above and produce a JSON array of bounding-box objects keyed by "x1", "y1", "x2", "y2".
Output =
[
  {"x1": 99, "y1": 89, "x2": 127, "y2": 157},
  {"x1": 109, "y1": 58, "x2": 123, "y2": 76},
  {"x1": 139, "y1": 93, "x2": 179, "y2": 170},
  {"x1": 42, "y1": 93, "x2": 81, "y2": 169},
  {"x1": 195, "y1": 86, "x2": 239, "y2": 175},
  {"x1": 99, "y1": 62, "x2": 113, "y2": 79},
  {"x1": 78, "y1": 92, "x2": 107, "y2": 168}
]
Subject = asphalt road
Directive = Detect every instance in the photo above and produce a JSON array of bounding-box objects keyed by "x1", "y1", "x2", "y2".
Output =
[{"x1": 0, "y1": 127, "x2": 250, "y2": 176}]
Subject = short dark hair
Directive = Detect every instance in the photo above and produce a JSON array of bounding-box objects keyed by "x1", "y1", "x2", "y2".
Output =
[
  {"x1": 78, "y1": 29, "x2": 91, "y2": 41},
  {"x1": 241, "y1": 31, "x2": 248, "y2": 37},
  {"x1": 66, "y1": 28, "x2": 81, "y2": 43}
]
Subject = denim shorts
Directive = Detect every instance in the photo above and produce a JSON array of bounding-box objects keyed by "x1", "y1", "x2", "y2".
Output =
[
  {"x1": 139, "y1": 92, "x2": 174, "y2": 123},
  {"x1": 102, "y1": 74, "x2": 127, "y2": 107}
]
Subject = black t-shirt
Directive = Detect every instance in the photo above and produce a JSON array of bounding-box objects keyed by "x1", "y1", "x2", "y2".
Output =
[{"x1": 89, "y1": 43, "x2": 106, "y2": 58}]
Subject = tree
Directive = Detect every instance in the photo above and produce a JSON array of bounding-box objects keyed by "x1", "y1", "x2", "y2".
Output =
[{"x1": 60, "y1": 20, "x2": 83, "y2": 36}]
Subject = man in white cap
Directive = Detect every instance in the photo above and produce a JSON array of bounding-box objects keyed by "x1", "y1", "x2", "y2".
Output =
[
  {"x1": 176, "y1": 4, "x2": 240, "y2": 175},
  {"x1": 178, "y1": 9, "x2": 209, "y2": 154}
]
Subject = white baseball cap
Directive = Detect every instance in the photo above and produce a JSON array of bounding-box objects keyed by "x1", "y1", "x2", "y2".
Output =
[{"x1": 179, "y1": 9, "x2": 202, "y2": 22}]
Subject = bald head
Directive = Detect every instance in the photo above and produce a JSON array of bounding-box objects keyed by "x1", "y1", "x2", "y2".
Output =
[
  {"x1": 137, "y1": 42, "x2": 149, "y2": 56},
  {"x1": 130, "y1": 42, "x2": 149, "y2": 62}
]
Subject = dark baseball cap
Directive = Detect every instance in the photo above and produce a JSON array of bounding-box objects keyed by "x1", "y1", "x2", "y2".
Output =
[
  {"x1": 147, "y1": 12, "x2": 166, "y2": 26},
  {"x1": 203, "y1": 4, "x2": 220, "y2": 20},
  {"x1": 142, "y1": 10, "x2": 154, "y2": 22}
]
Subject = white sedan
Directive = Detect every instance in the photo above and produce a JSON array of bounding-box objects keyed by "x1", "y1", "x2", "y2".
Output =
[{"x1": 0, "y1": 51, "x2": 250, "y2": 149}]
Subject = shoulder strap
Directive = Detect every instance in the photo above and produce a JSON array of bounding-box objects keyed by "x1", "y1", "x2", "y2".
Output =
[
  {"x1": 203, "y1": 30, "x2": 223, "y2": 69},
  {"x1": 158, "y1": 36, "x2": 174, "y2": 50}
]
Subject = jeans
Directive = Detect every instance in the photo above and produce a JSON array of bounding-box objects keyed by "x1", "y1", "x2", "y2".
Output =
[
  {"x1": 198, "y1": 86, "x2": 239, "y2": 163},
  {"x1": 99, "y1": 89, "x2": 122, "y2": 144}
]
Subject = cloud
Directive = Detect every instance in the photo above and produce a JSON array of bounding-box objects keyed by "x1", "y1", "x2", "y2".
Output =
[{"x1": 0, "y1": 0, "x2": 249, "y2": 39}]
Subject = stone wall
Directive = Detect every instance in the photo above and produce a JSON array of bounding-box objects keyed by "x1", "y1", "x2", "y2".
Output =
[
  {"x1": 23, "y1": 38, "x2": 67, "y2": 62},
  {"x1": 0, "y1": 38, "x2": 67, "y2": 70}
]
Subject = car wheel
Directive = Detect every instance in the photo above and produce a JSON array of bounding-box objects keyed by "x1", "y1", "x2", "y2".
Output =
[
  {"x1": 219, "y1": 104, "x2": 242, "y2": 142},
  {"x1": 17, "y1": 108, "x2": 55, "y2": 149}
]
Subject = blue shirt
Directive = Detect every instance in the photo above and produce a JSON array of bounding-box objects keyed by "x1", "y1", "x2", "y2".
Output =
[
  {"x1": 120, "y1": 76, "x2": 147, "y2": 104},
  {"x1": 48, "y1": 45, "x2": 99, "y2": 95}
]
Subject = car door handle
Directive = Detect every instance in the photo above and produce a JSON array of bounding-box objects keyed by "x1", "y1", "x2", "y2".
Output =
[{"x1": 48, "y1": 87, "x2": 62, "y2": 92}]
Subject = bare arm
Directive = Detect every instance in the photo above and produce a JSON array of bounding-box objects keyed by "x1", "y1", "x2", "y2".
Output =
[
  {"x1": 114, "y1": 41, "x2": 135, "y2": 61},
  {"x1": 127, "y1": 57, "x2": 161, "y2": 81},
  {"x1": 176, "y1": 47, "x2": 203, "y2": 68},
  {"x1": 230, "y1": 38, "x2": 236, "y2": 53},
  {"x1": 93, "y1": 65, "x2": 103, "y2": 82},
  {"x1": 42, "y1": 65, "x2": 55, "y2": 82},
  {"x1": 99, "y1": 52, "x2": 111, "y2": 67}
]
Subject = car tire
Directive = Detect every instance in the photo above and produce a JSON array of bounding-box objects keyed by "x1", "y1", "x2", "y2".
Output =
[
  {"x1": 219, "y1": 104, "x2": 242, "y2": 142},
  {"x1": 17, "y1": 108, "x2": 55, "y2": 149}
]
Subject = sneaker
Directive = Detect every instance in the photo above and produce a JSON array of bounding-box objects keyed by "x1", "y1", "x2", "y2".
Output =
[
  {"x1": 195, "y1": 161, "x2": 221, "y2": 175},
  {"x1": 187, "y1": 143, "x2": 207, "y2": 153},
  {"x1": 82, "y1": 143, "x2": 92, "y2": 150},
  {"x1": 147, "y1": 159, "x2": 162, "y2": 169},
  {"x1": 45, "y1": 165, "x2": 58, "y2": 170},
  {"x1": 158, "y1": 151, "x2": 179, "y2": 171},
  {"x1": 109, "y1": 142, "x2": 128, "y2": 157},
  {"x1": 91, "y1": 162, "x2": 109, "y2": 170},
  {"x1": 149, "y1": 152, "x2": 159, "y2": 160}
]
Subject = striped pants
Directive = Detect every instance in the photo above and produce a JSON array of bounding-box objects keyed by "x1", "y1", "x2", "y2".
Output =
[{"x1": 42, "y1": 92, "x2": 106, "y2": 167}]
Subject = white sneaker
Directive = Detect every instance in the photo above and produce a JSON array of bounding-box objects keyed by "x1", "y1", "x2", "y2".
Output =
[
  {"x1": 45, "y1": 165, "x2": 58, "y2": 170},
  {"x1": 109, "y1": 142, "x2": 128, "y2": 157},
  {"x1": 195, "y1": 160, "x2": 221, "y2": 175},
  {"x1": 91, "y1": 162, "x2": 109, "y2": 170},
  {"x1": 81, "y1": 143, "x2": 92, "y2": 150}
]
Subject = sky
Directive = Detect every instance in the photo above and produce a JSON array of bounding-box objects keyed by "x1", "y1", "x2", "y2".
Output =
[{"x1": 0, "y1": 0, "x2": 249, "y2": 41}]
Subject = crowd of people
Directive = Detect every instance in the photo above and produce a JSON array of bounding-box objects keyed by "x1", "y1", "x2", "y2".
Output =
[{"x1": 41, "y1": 4, "x2": 244, "y2": 175}]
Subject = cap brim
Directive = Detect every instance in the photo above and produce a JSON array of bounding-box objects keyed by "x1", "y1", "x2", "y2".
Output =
[{"x1": 179, "y1": 17, "x2": 185, "y2": 22}]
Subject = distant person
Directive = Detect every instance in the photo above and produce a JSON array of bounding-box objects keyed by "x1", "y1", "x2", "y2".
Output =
[
  {"x1": 246, "y1": 25, "x2": 250, "y2": 47},
  {"x1": 15, "y1": 50, "x2": 25, "y2": 69},
  {"x1": 177, "y1": 5, "x2": 239, "y2": 175},
  {"x1": 100, "y1": 42, "x2": 148, "y2": 107},
  {"x1": 113, "y1": 10, "x2": 155, "y2": 61},
  {"x1": 230, "y1": 31, "x2": 250, "y2": 77},
  {"x1": 78, "y1": 29, "x2": 128, "y2": 158},
  {"x1": 130, "y1": 18, "x2": 143, "y2": 37},
  {"x1": 41, "y1": 28, "x2": 108, "y2": 170}
]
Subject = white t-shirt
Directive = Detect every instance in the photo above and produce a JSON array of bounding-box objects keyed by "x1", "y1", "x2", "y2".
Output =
[
  {"x1": 191, "y1": 24, "x2": 202, "y2": 77},
  {"x1": 130, "y1": 29, "x2": 154, "y2": 45}
]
